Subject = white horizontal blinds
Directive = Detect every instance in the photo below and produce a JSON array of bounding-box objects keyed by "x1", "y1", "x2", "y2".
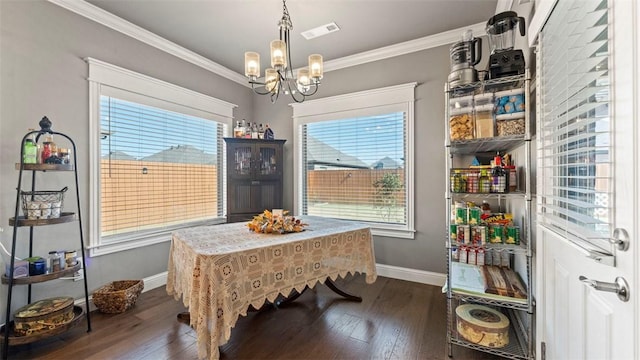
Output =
[
  {"x1": 538, "y1": 0, "x2": 612, "y2": 248},
  {"x1": 301, "y1": 112, "x2": 407, "y2": 225},
  {"x1": 100, "y1": 95, "x2": 224, "y2": 240}
]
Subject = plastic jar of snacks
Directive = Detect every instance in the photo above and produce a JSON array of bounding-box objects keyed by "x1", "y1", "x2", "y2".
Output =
[
  {"x1": 449, "y1": 94, "x2": 474, "y2": 141},
  {"x1": 449, "y1": 108, "x2": 474, "y2": 140},
  {"x1": 495, "y1": 88, "x2": 525, "y2": 115},
  {"x1": 474, "y1": 104, "x2": 495, "y2": 138},
  {"x1": 496, "y1": 112, "x2": 525, "y2": 136}
]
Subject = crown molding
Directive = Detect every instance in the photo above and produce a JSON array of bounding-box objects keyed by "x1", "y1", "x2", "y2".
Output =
[
  {"x1": 47, "y1": 0, "x2": 249, "y2": 87},
  {"x1": 49, "y1": 0, "x2": 486, "y2": 80},
  {"x1": 323, "y1": 22, "x2": 486, "y2": 73}
]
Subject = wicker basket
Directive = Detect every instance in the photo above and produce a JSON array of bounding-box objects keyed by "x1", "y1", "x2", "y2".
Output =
[
  {"x1": 21, "y1": 187, "x2": 67, "y2": 219},
  {"x1": 92, "y1": 280, "x2": 144, "y2": 314}
]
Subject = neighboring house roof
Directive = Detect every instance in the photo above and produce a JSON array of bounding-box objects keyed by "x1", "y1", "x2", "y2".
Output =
[
  {"x1": 102, "y1": 151, "x2": 136, "y2": 161},
  {"x1": 306, "y1": 136, "x2": 369, "y2": 169},
  {"x1": 141, "y1": 145, "x2": 215, "y2": 164},
  {"x1": 371, "y1": 156, "x2": 402, "y2": 169}
]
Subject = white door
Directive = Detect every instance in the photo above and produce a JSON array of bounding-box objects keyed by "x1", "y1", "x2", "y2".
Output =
[{"x1": 534, "y1": 0, "x2": 638, "y2": 359}]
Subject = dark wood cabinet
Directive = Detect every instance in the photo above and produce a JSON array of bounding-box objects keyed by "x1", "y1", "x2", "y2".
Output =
[{"x1": 224, "y1": 138, "x2": 286, "y2": 223}]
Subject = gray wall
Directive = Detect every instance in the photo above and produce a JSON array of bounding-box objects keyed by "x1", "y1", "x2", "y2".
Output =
[
  {"x1": 0, "y1": 0, "x2": 525, "y2": 325},
  {"x1": 0, "y1": 0, "x2": 253, "y2": 320},
  {"x1": 254, "y1": 44, "x2": 465, "y2": 274}
]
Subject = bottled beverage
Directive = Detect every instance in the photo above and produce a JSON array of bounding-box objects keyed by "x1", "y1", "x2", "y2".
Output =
[
  {"x1": 264, "y1": 124, "x2": 274, "y2": 140},
  {"x1": 258, "y1": 123, "x2": 265, "y2": 139},
  {"x1": 245, "y1": 122, "x2": 252, "y2": 138},
  {"x1": 251, "y1": 123, "x2": 258, "y2": 139},
  {"x1": 234, "y1": 120, "x2": 243, "y2": 138},
  {"x1": 491, "y1": 154, "x2": 507, "y2": 193},
  {"x1": 240, "y1": 119, "x2": 247, "y2": 138},
  {"x1": 22, "y1": 130, "x2": 38, "y2": 164},
  {"x1": 41, "y1": 134, "x2": 56, "y2": 164}
]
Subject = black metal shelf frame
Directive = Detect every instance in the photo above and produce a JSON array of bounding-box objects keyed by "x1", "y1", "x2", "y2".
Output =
[{"x1": 2, "y1": 117, "x2": 92, "y2": 359}]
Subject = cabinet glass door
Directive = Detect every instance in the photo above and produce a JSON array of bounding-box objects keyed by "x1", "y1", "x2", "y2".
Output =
[
  {"x1": 257, "y1": 145, "x2": 279, "y2": 176},
  {"x1": 230, "y1": 146, "x2": 252, "y2": 177}
]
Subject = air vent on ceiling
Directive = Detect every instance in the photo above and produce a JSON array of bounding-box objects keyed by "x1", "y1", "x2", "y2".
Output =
[{"x1": 301, "y1": 22, "x2": 340, "y2": 40}]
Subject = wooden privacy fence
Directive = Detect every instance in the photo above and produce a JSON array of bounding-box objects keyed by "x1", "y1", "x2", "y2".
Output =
[
  {"x1": 307, "y1": 169, "x2": 405, "y2": 205},
  {"x1": 101, "y1": 160, "x2": 218, "y2": 234},
  {"x1": 101, "y1": 161, "x2": 403, "y2": 234}
]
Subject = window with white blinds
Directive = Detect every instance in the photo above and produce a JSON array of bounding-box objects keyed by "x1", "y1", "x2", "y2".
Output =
[
  {"x1": 100, "y1": 96, "x2": 226, "y2": 239},
  {"x1": 87, "y1": 58, "x2": 236, "y2": 255},
  {"x1": 293, "y1": 83, "x2": 415, "y2": 239},
  {"x1": 537, "y1": 0, "x2": 612, "y2": 250}
]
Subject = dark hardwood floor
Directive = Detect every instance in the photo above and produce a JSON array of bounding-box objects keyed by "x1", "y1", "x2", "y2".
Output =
[{"x1": 6, "y1": 275, "x2": 502, "y2": 359}]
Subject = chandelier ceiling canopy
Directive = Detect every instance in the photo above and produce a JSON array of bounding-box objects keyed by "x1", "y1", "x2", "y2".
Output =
[{"x1": 244, "y1": 0, "x2": 323, "y2": 103}]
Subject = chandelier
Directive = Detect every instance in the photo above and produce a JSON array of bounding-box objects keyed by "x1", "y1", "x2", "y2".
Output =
[{"x1": 244, "y1": 0, "x2": 323, "y2": 103}]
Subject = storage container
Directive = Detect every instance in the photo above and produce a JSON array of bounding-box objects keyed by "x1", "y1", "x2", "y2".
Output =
[
  {"x1": 496, "y1": 112, "x2": 525, "y2": 136},
  {"x1": 13, "y1": 297, "x2": 75, "y2": 336},
  {"x1": 474, "y1": 104, "x2": 495, "y2": 138},
  {"x1": 449, "y1": 107, "x2": 474, "y2": 140},
  {"x1": 449, "y1": 94, "x2": 473, "y2": 109},
  {"x1": 456, "y1": 304, "x2": 509, "y2": 348},
  {"x1": 495, "y1": 88, "x2": 525, "y2": 115},
  {"x1": 474, "y1": 92, "x2": 494, "y2": 106}
]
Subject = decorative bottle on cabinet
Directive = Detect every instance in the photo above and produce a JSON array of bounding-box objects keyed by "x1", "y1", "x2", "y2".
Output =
[{"x1": 444, "y1": 72, "x2": 534, "y2": 360}]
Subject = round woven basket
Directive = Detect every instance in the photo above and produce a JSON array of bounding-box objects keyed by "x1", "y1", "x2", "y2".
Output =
[{"x1": 92, "y1": 280, "x2": 144, "y2": 314}]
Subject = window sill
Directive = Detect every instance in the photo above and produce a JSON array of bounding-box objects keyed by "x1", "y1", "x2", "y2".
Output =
[
  {"x1": 89, "y1": 218, "x2": 227, "y2": 257},
  {"x1": 371, "y1": 226, "x2": 416, "y2": 239}
]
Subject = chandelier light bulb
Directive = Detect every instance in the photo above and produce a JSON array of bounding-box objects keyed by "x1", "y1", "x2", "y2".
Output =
[
  {"x1": 309, "y1": 54, "x2": 323, "y2": 80},
  {"x1": 265, "y1": 68, "x2": 279, "y2": 93},
  {"x1": 270, "y1": 40, "x2": 287, "y2": 68},
  {"x1": 244, "y1": 52, "x2": 260, "y2": 78}
]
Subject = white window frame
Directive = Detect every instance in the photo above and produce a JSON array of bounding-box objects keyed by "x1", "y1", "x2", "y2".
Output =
[
  {"x1": 87, "y1": 58, "x2": 237, "y2": 256},
  {"x1": 291, "y1": 82, "x2": 416, "y2": 239}
]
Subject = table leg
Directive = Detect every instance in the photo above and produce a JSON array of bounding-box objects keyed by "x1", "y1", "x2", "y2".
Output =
[
  {"x1": 324, "y1": 278, "x2": 362, "y2": 302},
  {"x1": 177, "y1": 312, "x2": 190, "y2": 322}
]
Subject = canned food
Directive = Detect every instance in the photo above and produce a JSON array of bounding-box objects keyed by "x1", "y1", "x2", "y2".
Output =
[
  {"x1": 476, "y1": 247, "x2": 486, "y2": 266},
  {"x1": 489, "y1": 224, "x2": 504, "y2": 244},
  {"x1": 484, "y1": 248, "x2": 492, "y2": 265},
  {"x1": 501, "y1": 251, "x2": 511, "y2": 268},
  {"x1": 472, "y1": 225, "x2": 488, "y2": 245},
  {"x1": 506, "y1": 226, "x2": 520, "y2": 245},
  {"x1": 459, "y1": 245, "x2": 469, "y2": 264},
  {"x1": 455, "y1": 207, "x2": 467, "y2": 225},
  {"x1": 457, "y1": 225, "x2": 471, "y2": 244},
  {"x1": 450, "y1": 224, "x2": 458, "y2": 242},
  {"x1": 64, "y1": 250, "x2": 77, "y2": 267},
  {"x1": 468, "y1": 207, "x2": 482, "y2": 225}
]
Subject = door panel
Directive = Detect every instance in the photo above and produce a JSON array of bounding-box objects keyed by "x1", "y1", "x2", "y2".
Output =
[{"x1": 535, "y1": 0, "x2": 638, "y2": 358}]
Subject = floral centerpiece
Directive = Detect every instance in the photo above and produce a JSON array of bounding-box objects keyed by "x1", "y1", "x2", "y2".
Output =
[{"x1": 247, "y1": 210, "x2": 307, "y2": 234}]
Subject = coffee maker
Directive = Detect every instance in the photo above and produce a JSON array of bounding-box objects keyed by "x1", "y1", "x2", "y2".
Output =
[
  {"x1": 486, "y1": 11, "x2": 526, "y2": 79},
  {"x1": 448, "y1": 30, "x2": 482, "y2": 89}
]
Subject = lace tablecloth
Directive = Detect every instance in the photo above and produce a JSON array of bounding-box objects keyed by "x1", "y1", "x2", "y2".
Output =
[{"x1": 166, "y1": 216, "x2": 377, "y2": 360}]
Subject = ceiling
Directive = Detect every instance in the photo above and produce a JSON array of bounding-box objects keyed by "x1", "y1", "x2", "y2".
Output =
[{"x1": 85, "y1": 0, "x2": 498, "y2": 76}]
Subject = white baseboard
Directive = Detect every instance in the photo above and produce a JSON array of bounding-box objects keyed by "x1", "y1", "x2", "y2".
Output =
[
  {"x1": 73, "y1": 266, "x2": 443, "y2": 310},
  {"x1": 375, "y1": 263, "x2": 446, "y2": 287}
]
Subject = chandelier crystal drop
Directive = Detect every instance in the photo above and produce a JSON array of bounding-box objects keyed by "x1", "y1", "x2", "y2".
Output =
[{"x1": 244, "y1": 0, "x2": 323, "y2": 103}]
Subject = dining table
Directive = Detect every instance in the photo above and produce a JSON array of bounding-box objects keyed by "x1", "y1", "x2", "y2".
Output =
[{"x1": 166, "y1": 216, "x2": 377, "y2": 360}]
